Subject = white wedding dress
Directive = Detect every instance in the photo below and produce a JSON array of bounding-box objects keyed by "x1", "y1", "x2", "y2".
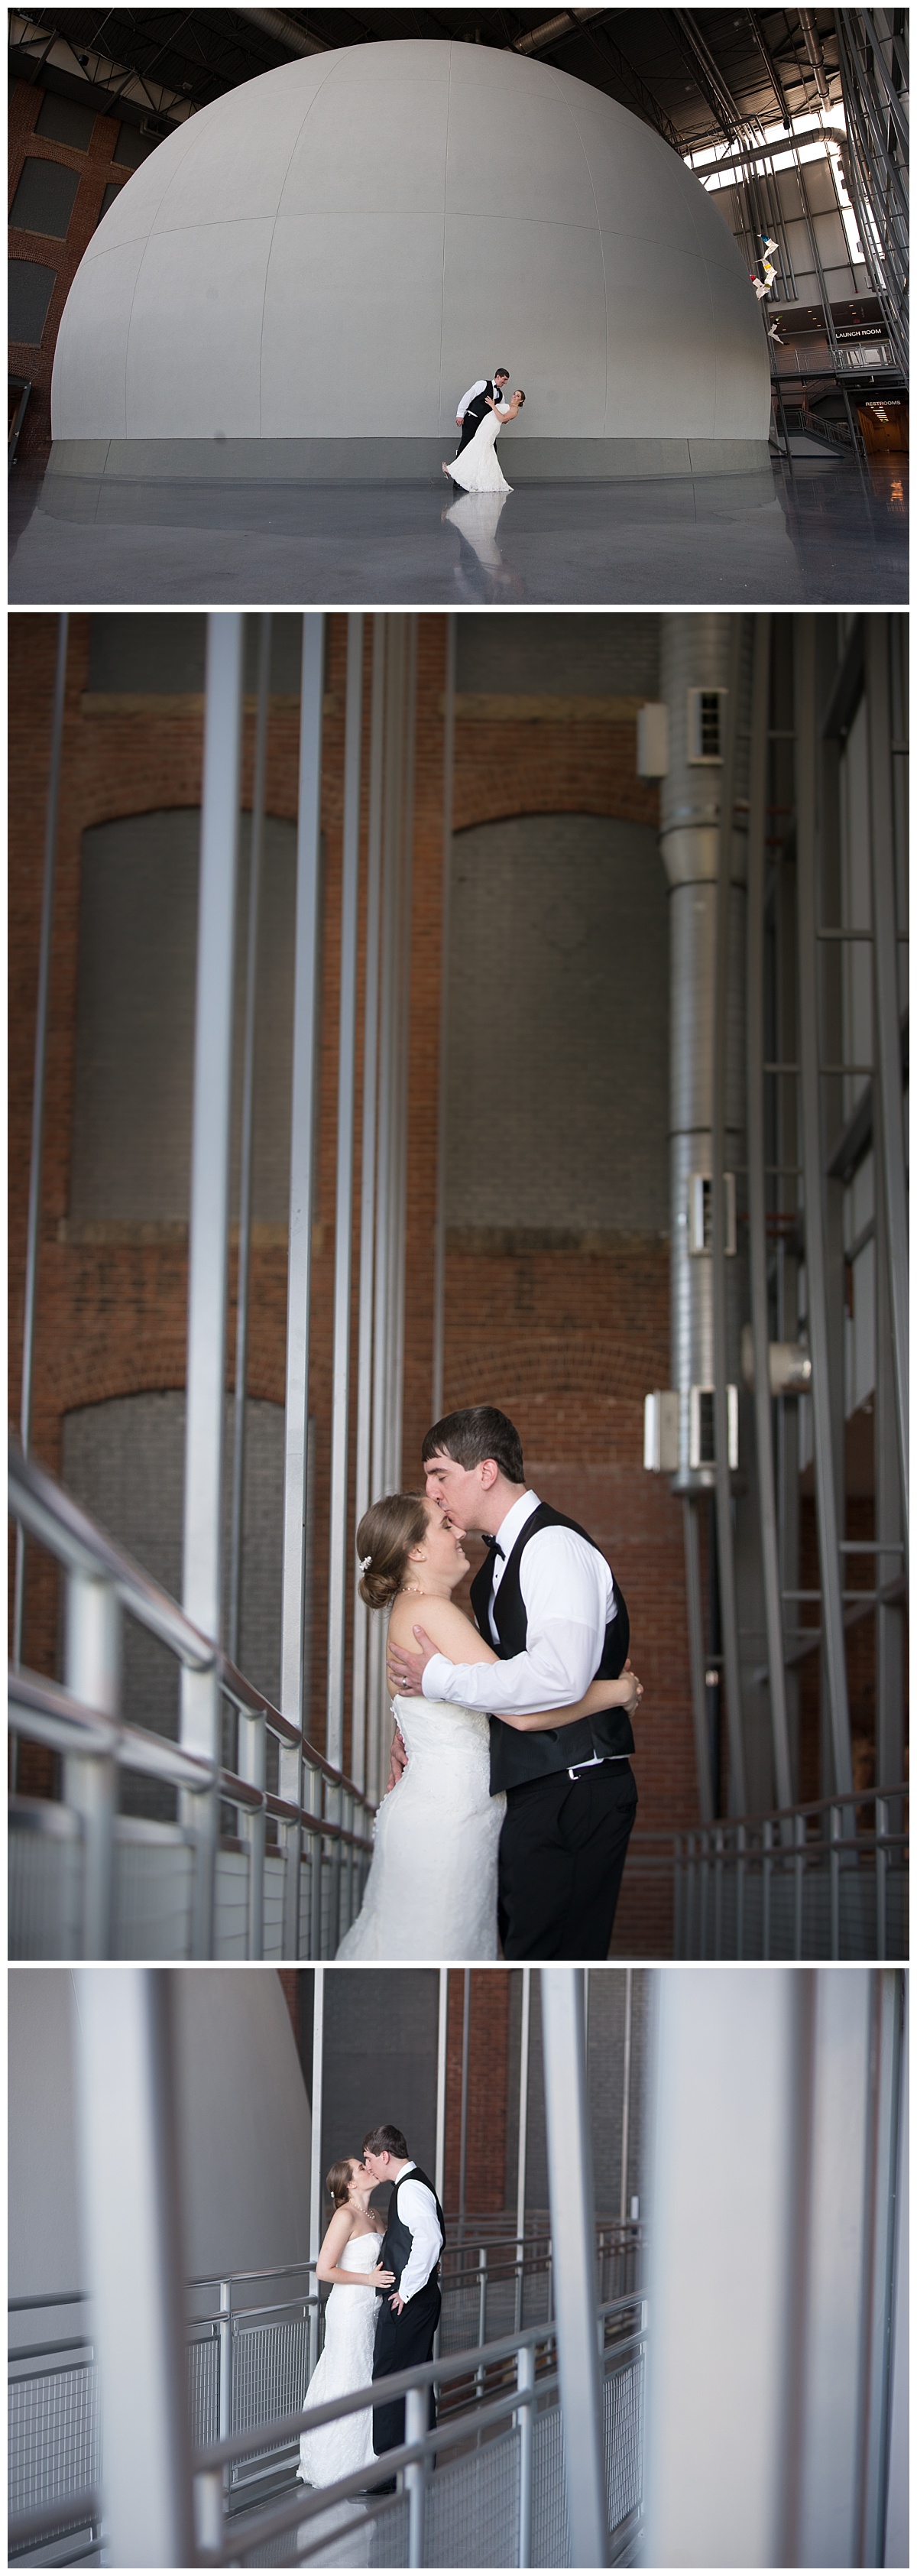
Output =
[
  {"x1": 336, "y1": 1693, "x2": 504, "y2": 1959},
  {"x1": 446, "y1": 406, "x2": 513, "y2": 493},
  {"x1": 297, "y1": 2230, "x2": 381, "y2": 2490}
]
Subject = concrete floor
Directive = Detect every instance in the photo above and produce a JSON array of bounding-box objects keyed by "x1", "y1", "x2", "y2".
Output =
[{"x1": 8, "y1": 453, "x2": 907, "y2": 608}]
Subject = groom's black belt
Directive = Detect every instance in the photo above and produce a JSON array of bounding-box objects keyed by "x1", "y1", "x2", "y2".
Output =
[{"x1": 567, "y1": 1750, "x2": 631, "y2": 1779}]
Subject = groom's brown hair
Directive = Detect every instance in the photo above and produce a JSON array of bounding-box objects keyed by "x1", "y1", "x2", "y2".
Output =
[
  {"x1": 362, "y1": 2123, "x2": 409, "y2": 2159},
  {"x1": 423, "y1": 1405, "x2": 524, "y2": 1485}
]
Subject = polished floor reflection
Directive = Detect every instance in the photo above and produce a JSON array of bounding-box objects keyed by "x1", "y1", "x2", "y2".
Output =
[{"x1": 8, "y1": 453, "x2": 907, "y2": 606}]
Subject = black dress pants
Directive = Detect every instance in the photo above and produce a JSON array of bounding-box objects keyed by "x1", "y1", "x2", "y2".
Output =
[
  {"x1": 371, "y1": 2279, "x2": 441, "y2": 2454},
  {"x1": 497, "y1": 1760, "x2": 637, "y2": 1958}
]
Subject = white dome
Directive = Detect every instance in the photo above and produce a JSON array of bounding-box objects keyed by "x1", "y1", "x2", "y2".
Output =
[{"x1": 52, "y1": 39, "x2": 770, "y2": 443}]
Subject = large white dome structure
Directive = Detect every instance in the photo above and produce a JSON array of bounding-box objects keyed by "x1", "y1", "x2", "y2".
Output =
[{"x1": 51, "y1": 38, "x2": 771, "y2": 479}]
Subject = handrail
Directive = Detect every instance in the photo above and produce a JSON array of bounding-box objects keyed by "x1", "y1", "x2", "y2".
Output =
[
  {"x1": 12, "y1": 2224, "x2": 640, "y2": 2316},
  {"x1": 193, "y1": 2288, "x2": 647, "y2": 2473},
  {"x1": 9, "y1": 1434, "x2": 369, "y2": 1799}
]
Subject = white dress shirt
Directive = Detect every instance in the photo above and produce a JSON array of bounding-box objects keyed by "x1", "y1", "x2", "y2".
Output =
[
  {"x1": 456, "y1": 376, "x2": 501, "y2": 420},
  {"x1": 421, "y1": 1491, "x2": 618, "y2": 1716},
  {"x1": 390, "y1": 2160, "x2": 443, "y2": 2302}
]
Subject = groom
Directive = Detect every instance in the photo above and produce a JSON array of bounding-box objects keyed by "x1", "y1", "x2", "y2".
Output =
[
  {"x1": 387, "y1": 1405, "x2": 637, "y2": 1960},
  {"x1": 363, "y1": 2124, "x2": 443, "y2": 2458},
  {"x1": 454, "y1": 368, "x2": 510, "y2": 459}
]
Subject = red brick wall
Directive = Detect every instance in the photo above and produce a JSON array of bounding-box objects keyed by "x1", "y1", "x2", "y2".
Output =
[
  {"x1": 8, "y1": 80, "x2": 148, "y2": 463},
  {"x1": 9, "y1": 615, "x2": 703, "y2": 1933}
]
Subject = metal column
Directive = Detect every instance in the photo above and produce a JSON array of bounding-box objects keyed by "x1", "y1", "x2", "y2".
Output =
[
  {"x1": 746, "y1": 614, "x2": 793, "y2": 1813},
  {"x1": 13, "y1": 612, "x2": 68, "y2": 1674},
  {"x1": 864, "y1": 616, "x2": 909, "y2": 1553},
  {"x1": 351, "y1": 619, "x2": 386, "y2": 1798},
  {"x1": 541, "y1": 1968, "x2": 609, "y2": 2569},
  {"x1": 619, "y1": 1968, "x2": 633, "y2": 2226},
  {"x1": 794, "y1": 620, "x2": 854, "y2": 1799},
  {"x1": 73, "y1": 1971, "x2": 195, "y2": 2568},
  {"x1": 228, "y1": 612, "x2": 272, "y2": 1669},
  {"x1": 280, "y1": 616, "x2": 326, "y2": 1951},
  {"x1": 432, "y1": 614, "x2": 456, "y2": 1423},
  {"x1": 682, "y1": 1497, "x2": 714, "y2": 1823},
  {"x1": 516, "y1": 1966, "x2": 531, "y2": 2250},
  {"x1": 326, "y1": 615, "x2": 364, "y2": 1773},
  {"x1": 435, "y1": 1968, "x2": 449, "y2": 2206},
  {"x1": 711, "y1": 622, "x2": 747, "y2": 1818},
  {"x1": 458, "y1": 1967, "x2": 471, "y2": 2237},
  {"x1": 180, "y1": 614, "x2": 244, "y2": 1956},
  {"x1": 308, "y1": 1966, "x2": 326, "y2": 2381}
]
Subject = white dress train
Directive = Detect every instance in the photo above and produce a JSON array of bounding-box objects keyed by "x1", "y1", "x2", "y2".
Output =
[
  {"x1": 335, "y1": 1693, "x2": 505, "y2": 1959},
  {"x1": 446, "y1": 404, "x2": 513, "y2": 493}
]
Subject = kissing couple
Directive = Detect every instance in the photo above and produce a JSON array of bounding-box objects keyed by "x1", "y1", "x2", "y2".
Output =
[
  {"x1": 337, "y1": 1406, "x2": 642, "y2": 1962},
  {"x1": 298, "y1": 2125, "x2": 443, "y2": 2503}
]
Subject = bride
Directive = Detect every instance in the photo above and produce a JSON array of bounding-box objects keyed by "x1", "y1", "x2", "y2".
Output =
[
  {"x1": 297, "y1": 2156, "x2": 393, "y2": 2493},
  {"x1": 336, "y1": 1494, "x2": 641, "y2": 1960},
  {"x1": 442, "y1": 388, "x2": 526, "y2": 494}
]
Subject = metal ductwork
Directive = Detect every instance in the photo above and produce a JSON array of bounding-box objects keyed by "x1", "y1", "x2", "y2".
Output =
[
  {"x1": 237, "y1": 8, "x2": 328, "y2": 57},
  {"x1": 512, "y1": 9, "x2": 608, "y2": 55},
  {"x1": 657, "y1": 616, "x2": 749, "y2": 1492}
]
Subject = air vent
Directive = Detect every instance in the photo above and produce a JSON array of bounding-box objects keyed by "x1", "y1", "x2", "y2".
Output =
[
  {"x1": 689, "y1": 1384, "x2": 738, "y2": 1470},
  {"x1": 686, "y1": 686, "x2": 727, "y2": 764},
  {"x1": 688, "y1": 1173, "x2": 737, "y2": 1256}
]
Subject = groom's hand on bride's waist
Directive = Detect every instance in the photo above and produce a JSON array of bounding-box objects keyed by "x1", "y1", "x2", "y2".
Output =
[{"x1": 387, "y1": 1626, "x2": 437, "y2": 1698}]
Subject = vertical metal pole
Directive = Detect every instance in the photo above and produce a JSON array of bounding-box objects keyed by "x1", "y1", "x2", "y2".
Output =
[
  {"x1": 13, "y1": 612, "x2": 68, "y2": 1674},
  {"x1": 873, "y1": 1127, "x2": 904, "y2": 1810},
  {"x1": 64, "y1": 1572, "x2": 119, "y2": 1959},
  {"x1": 645, "y1": 1969, "x2": 798, "y2": 2568},
  {"x1": 280, "y1": 616, "x2": 326, "y2": 1954},
  {"x1": 432, "y1": 614, "x2": 456, "y2": 1423},
  {"x1": 516, "y1": 1967, "x2": 531, "y2": 2250},
  {"x1": 541, "y1": 1968, "x2": 609, "y2": 2569},
  {"x1": 682, "y1": 1497, "x2": 714, "y2": 1822},
  {"x1": 326, "y1": 615, "x2": 364, "y2": 1773},
  {"x1": 219, "y1": 2278, "x2": 232, "y2": 2497},
  {"x1": 435, "y1": 1968, "x2": 449, "y2": 2206},
  {"x1": 865, "y1": 618, "x2": 909, "y2": 1556},
  {"x1": 72, "y1": 1970, "x2": 195, "y2": 2569},
  {"x1": 747, "y1": 613, "x2": 794, "y2": 1814},
  {"x1": 458, "y1": 1966, "x2": 471, "y2": 2239},
  {"x1": 795, "y1": 619, "x2": 854, "y2": 1799},
  {"x1": 619, "y1": 1968, "x2": 633, "y2": 2227},
  {"x1": 517, "y1": 2342, "x2": 535, "y2": 2568},
  {"x1": 308, "y1": 1966, "x2": 325, "y2": 2380},
  {"x1": 387, "y1": 619, "x2": 416, "y2": 1495},
  {"x1": 711, "y1": 620, "x2": 748, "y2": 1819},
  {"x1": 181, "y1": 613, "x2": 244, "y2": 1958},
  {"x1": 855, "y1": 1971, "x2": 905, "y2": 2568},
  {"x1": 351, "y1": 619, "x2": 385, "y2": 1798},
  {"x1": 228, "y1": 612, "x2": 271, "y2": 1669},
  {"x1": 405, "y1": 2383, "x2": 426, "y2": 2568}
]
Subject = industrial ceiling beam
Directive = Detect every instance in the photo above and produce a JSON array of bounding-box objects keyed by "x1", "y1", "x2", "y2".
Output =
[{"x1": 512, "y1": 8, "x2": 609, "y2": 56}]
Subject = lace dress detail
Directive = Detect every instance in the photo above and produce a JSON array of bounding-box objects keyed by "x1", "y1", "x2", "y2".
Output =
[
  {"x1": 297, "y1": 2231, "x2": 381, "y2": 2491},
  {"x1": 446, "y1": 407, "x2": 513, "y2": 493},
  {"x1": 336, "y1": 1695, "x2": 505, "y2": 1959}
]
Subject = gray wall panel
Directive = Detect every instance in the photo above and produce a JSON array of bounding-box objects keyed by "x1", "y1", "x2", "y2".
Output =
[
  {"x1": 70, "y1": 807, "x2": 296, "y2": 1225},
  {"x1": 446, "y1": 814, "x2": 668, "y2": 1233},
  {"x1": 455, "y1": 613, "x2": 659, "y2": 698}
]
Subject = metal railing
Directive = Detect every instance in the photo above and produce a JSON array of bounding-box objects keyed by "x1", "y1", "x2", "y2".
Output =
[
  {"x1": 8, "y1": 2255, "x2": 647, "y2": 2568},
  {"x1": 8, "y1": 1436, "x2": 374, "y2": 1960},
  {"x1": 671, "y1": 1782, "x2": 908, "y2": 1958}
]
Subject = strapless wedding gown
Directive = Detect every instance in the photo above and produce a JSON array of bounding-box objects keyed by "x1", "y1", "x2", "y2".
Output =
[
  {"x1": 297, "y1": 2230, "x2": 381, "y2": 2490},
  {"x1": 447, "y1": 407, "x2": 512, "y2": 493},
  {"x1": 336, "y1": 1695, "x2": 504, "y2": 1958}
]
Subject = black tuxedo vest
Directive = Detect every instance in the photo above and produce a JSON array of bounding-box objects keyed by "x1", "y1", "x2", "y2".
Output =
[
  {"x1": 470, "y1": 1502, "x2": 632, "y2": 1794},
  {"x1": 379, "y1": 2165, "x2": 445, "y2": 2295},
  {"x1": 457, "y1": 381, "x2": 494, "y2": 453}
]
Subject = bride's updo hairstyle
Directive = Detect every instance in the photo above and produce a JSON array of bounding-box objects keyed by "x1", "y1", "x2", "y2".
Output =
[
  {"x1": 356, "y1": 1494, "x2": 429, "y2": 1610},
  {"x1": 327, "y1": 2156, "x2": 358, "y2": 2208}
]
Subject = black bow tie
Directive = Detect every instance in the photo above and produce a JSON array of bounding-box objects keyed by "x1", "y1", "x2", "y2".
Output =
[{"x1": 481, "y1": 1534, "x2": 504, "y2": 1559}]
